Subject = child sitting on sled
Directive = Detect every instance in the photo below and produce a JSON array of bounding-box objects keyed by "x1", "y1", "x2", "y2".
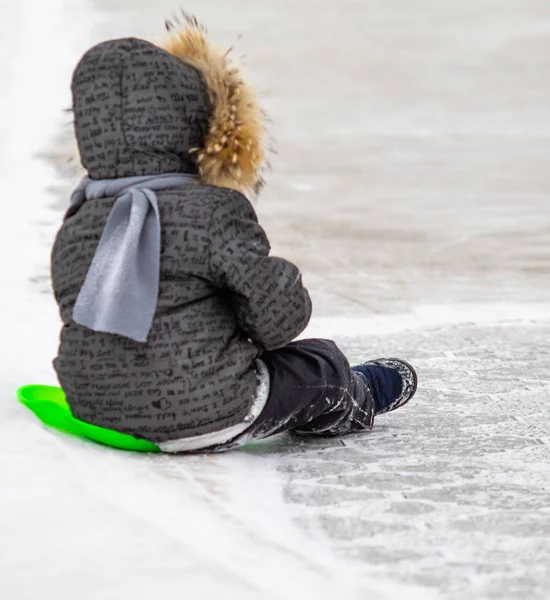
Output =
[{"x1": 51, "y1": 15, "x2": 417, "y2": 452}]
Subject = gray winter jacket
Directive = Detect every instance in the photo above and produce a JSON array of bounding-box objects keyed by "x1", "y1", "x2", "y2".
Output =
[{"x1": 51, "y1": 38, "x2": 312, "y2": 449}]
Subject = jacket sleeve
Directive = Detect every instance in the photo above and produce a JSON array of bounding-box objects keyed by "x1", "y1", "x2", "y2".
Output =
[{"x1": 208, "y1": 191, "x2": 312, "y2": 351}]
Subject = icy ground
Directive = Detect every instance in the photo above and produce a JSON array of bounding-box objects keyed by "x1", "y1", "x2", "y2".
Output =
[{"x1": 2, "y1": 1, "x2": 549, "y2": 599}]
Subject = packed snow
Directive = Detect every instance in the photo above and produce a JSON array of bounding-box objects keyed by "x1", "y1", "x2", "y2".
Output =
[{"x1": 1, "y1": 1, "x2": 549, "y2": 599}]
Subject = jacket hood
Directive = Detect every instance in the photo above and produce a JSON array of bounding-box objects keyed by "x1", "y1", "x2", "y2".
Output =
[
  {"x1": 72, "y1": 37, "x2": 210, "y2": 179},
  {"x1": 71, "y1": 15, "x2": 269, "y2": 197}
]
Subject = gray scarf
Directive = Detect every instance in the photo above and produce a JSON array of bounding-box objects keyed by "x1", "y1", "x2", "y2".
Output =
[{"x1": 67, "y1": 174, "x2": 196, "y2": 343}]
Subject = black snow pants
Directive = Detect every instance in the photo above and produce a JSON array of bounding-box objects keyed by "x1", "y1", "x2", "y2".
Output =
[{"x1": 211, "y1": 339, "x2": 375, "y2": 451}]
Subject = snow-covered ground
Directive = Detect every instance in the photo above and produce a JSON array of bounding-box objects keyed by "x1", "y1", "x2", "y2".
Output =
[{"x1": 2, "y1": 1, "x2": 549, "y2": 599}]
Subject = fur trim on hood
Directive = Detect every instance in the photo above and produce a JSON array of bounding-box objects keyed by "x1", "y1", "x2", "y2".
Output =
[{"x1": 158, "y1": 13, "x2": 268, "y2": 197}]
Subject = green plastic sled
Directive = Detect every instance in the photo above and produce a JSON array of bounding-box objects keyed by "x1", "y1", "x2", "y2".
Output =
[{"x1": 17, "y1": 384, "x2": 161, "y2": 453}]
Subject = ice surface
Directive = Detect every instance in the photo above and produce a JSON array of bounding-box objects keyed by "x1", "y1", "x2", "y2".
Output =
[{"x1": 2, "y1": 0, "x2": 549, "y2": 599}]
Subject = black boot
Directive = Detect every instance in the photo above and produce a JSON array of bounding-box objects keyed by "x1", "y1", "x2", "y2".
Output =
[{"x1": 352, "y1": 358, "x2": 417, "y2": 415}]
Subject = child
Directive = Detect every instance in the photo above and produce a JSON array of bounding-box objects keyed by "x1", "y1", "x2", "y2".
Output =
[{"x1": 51, "y1": 15, "x2": 417, "y2": 453}]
